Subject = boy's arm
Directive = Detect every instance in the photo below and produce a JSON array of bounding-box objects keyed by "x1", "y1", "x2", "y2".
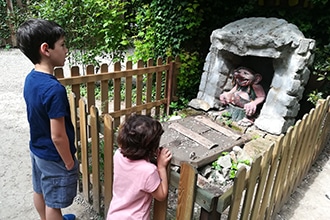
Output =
[
  {"x1": 50, "y1": 117, "x2": 74, "y2": 170},
  {"x1": 152, "y1": 148, "x2": 172, "y2": 201}
]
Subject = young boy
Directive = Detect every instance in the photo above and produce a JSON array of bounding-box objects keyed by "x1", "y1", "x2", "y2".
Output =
[
  {"x1": 17, "y1": 18, "x2": 78, "y2": 220},
  {"x1": 107, "y1": 114, "x2": 172, "y2": 219}
]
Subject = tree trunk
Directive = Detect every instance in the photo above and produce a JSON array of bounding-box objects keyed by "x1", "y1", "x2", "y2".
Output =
[{"x1": 6, "y1": 0, "x2": 17, "y2": 47}]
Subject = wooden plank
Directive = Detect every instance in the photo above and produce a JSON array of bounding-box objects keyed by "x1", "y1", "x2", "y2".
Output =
[
  {"x1": 68, "y1": 93, "x2": 78, "y2": 157},
  {"x1": 291, "y1": 115, "x2": 307, "y2": 191},
  {"x1": 79, "y1": 98, "x2": 90, "y2": 201},
  {"x1": 176, "y1": 162, "x2": 197, "y2": 220},
  {"x1": 168, "y1": 122, "x2": 218, "y2": 149},
  {"x1": 286, "y1": 120, "x2": 301, "y2": 196},
  {"x1": 113, "y1": 62, "x2": 121, "y2": 128},
  {"x1": 241, "y1": 156, "x2": 262, "y2": 219},
  {"x1": 136, "y1": 60, "x2": 143, "y2": 115},
  {"x1": 86, "y1": 65, "x2": 95, "y2": 111},
  {"x1": 125, "y1": 61, "x2": 133, "y2": 120},
  {"x1": 194, "y1": 115, "x2": 241, "y2": 140},
  {"x1": 170, "y1": 170, "x2": 220, "y2": 212},
  {"x1": 90, "y1": 106, "x2": 101, "y2": 213},
  {"x1": 71, "y1": 66, "x2": 80, "y2": 107},
  {"x1": 153, "y1": 164, "x2": 170, "y2": 220},
  {"x1": 228, "y1": 166, "x2": 247, "y2": 220},
  {"x1": 217, "y1": 187, "x2": 233, "y2": 213},
  {"x1": 58, "y1": 65, "x2": 171, "y2": 85},
  {"x1": 278, "y1": 127, "x2": 296, "y2": 209},
  {"x1": 272, "y1": 135, "x2": 291, "y2": 214},
  {"x1": 155, "y1": 58, "x2": 163, "y2": 116},
  {"x1": 54, "y1": 67, "x2": 64, "y2": 78},
  {"x1": 146, "y1": 59, "x2": 153, "y2": 116},
  {"x1": 100, "y1": 64, "x2": 109, "y2": 114},
  {"x1": 267, "y1": 135, "x2": 285, "y2": 217},
  {"x1": 257, "y1": 141, "x2": 278, "y2": 219},
  {"x1": 250, "y1": 145, "x2": 274, "y2": 219},
  {"x1": 103, "y1": 114, "x2": 114, "y2": 215}
]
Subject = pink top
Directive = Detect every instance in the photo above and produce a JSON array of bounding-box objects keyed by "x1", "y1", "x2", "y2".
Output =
[{"x1": 107, "y1": 149, "x2": 161, "y2": 220}]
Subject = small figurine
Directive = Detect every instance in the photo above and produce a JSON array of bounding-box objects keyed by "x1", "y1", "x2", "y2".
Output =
[{"x1": 219, "y1": 67, "x2": 266, "y2": 126}]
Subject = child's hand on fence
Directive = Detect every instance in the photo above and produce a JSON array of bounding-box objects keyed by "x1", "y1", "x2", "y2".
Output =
[{"x1": 157, "y1": 147, "x2": 172, "y2": 168}]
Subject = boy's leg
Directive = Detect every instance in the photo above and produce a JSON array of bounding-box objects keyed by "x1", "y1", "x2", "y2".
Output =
[
  {"x1": 46, "y1": 206, "x2": 62, "y2": 220},
  {"x1": 33, "y1": 192, "x2": 46, "y2": 220}
]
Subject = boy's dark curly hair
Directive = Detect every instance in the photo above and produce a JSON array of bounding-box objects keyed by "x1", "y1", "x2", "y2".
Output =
[{"x1": 118, "y1": 114, "x2": 164, "y2": 161}]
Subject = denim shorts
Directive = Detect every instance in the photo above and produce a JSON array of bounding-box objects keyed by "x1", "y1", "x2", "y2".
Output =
[{"x1": 30, "y1": 152, "x2": 79, "y2": 209}]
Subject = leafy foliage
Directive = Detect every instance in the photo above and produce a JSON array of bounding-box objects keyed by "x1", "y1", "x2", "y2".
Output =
[
  {"x1": 29, "y1": 0, "x2": 130, "y2": 66},
  {"x1": 3, "y1": 0, "x2": 330, "y2": 107}
]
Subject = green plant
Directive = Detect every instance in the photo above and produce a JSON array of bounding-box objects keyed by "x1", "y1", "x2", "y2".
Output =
[
  {"x1": 29, "y1": 0, "x2": 130, "y2": 66},
  {"x1": 308, "y1": 90, "x2": 324, "y2": 105},
  {"x1": 221, "y1": 111, "x2": 232, "y2": 118},
  {"x1": 252, "y1": 134, "x2": 261, "y2": 140}
]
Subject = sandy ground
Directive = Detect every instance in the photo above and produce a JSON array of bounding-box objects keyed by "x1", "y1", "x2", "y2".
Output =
[{"x1": 0, "y1": 48, "x2": 329, "y2": 220}]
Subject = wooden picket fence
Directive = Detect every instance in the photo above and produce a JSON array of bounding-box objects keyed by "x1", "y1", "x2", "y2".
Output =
[
  {"x1": 55, "y1": 57, "x2": 181, "y2": 217},
  {"x1": 215, "y1": 96, "x2": 330, "y2": 219},
  {"x1": 55, "y1": 58, "x2": 330, "y2": 219}
]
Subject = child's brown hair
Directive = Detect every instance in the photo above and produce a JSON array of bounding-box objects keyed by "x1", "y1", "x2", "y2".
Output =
[{"x1": 117, "y1": 114, "x2": 164, "y2": 161}]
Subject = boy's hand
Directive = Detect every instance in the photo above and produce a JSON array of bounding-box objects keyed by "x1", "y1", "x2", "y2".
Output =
[
  {"x1": 65, "y1": 159, "x2": 74, "y2": 170},
  {"x1": 157, "y1": 147, "x2": 172, "y2": 168}
]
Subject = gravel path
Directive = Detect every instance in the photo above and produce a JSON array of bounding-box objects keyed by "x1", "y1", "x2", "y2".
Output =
[{"x1": 0, "y1": 48, "x2": 329, "y2": 220}]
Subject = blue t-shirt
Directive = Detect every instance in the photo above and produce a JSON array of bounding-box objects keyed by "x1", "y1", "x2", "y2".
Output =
[{"x1": 24, "y1": 69, "x2": 76, "y2": 161}]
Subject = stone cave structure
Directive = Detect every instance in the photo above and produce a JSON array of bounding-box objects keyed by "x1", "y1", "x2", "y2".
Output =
[{"x1": 190, "y1": 17, "x2": 315, "y2": 135}]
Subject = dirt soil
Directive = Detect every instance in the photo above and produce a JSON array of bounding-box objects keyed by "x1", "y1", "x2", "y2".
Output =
[{"x1": 1, "y1": 48, "x2": 330, "y2": 220}]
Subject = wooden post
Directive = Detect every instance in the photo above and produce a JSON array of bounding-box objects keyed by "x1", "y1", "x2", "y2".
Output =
[
  {"x1": 166, "y1": 61, "x2": 174, "y2": 116},
  {"x1": 71, "y1": 66, "x2": 80, "y2": 107},
  {"x1": 90, "y1": 106, "x2": 101, "y2": 213},
  {"x1": 113, "y1": 62, "x2": 121, "y2": 128},
  {"x1": 153, "y1": 164, "x2": 171, "y2": 220},
  {"x1": 125, "y1": 61, "x2": 133, "y2": 120},
  {"x1": 100, "y1": 64, "x2": 109, "y2": 114},
  {"x1": 79, "y1": 99, "x2": 90, "y2": 201},
  {"x1": 103, "y1": 114, "x2": 114, "y2": 215},
  {"x1": 176, "y1": 162, "x2": 197, "y2": 220}
]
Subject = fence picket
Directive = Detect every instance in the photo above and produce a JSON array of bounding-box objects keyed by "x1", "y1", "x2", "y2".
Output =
[
  {"x1": 259, "y1": 140, "x2": 280, "y2": 220},
  {"x1": 155, "y1": 58, "x2": 163, "y2": 116},
  {"x1": 250, "y1": 145, "x2": 274, "y2": 219},
  {"x1": 71, "y1": 66, "x2": 80, "y2": 106},
  {"x1": 79, "y1": 98, "x2": 90, "y2": 201},
  {"x1": 146, "y1": 59, "x2": 153, "y2": 116},
  {"x1": 103, "y1": 114, "x2": 114, "y2": 215},
  {"x1": 125, "y1": 61, "x2": 133, "y2": 120},
  {"x1": 228, "y1": 166, "x2": 246, "y2": 220},
  {"x1": 100, "y1": 64, "x2": 109, "y2": 114},
  {"x1": 272, "y1": 132, "x2": 292, "y2": 214},
  {"x1": 176, "y1": 162, "x2": 197, "y2": 220},
  {"x1": 86, "y1": 65, "x2": 95, "y2": 111},
  {"x1": 136, "y1": 60, "x2": 144, "y2": 115},
  {"x1": 286, "y1": 119, "x2": 302, "y2": 196},
  {"x1": 90, "y1": 105, "x2": 101, "y2": 213},
  {"x1": 113, "y1": 62, "x2": 121, "y2": 128},
  {"x1": 241, "y1": 155, "x2": 262, "y2": 220},
  {"x1": 278, "y1": 126, "x2": 296, "y2": 208}
]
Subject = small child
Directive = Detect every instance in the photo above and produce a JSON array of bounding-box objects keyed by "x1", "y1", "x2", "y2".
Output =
[
  {"x1": 16, "y1": 18, "x2": 78, "y2": 220},
  {"x1": 107, "y1": 114, "x2": 172, "y2": 219}
]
